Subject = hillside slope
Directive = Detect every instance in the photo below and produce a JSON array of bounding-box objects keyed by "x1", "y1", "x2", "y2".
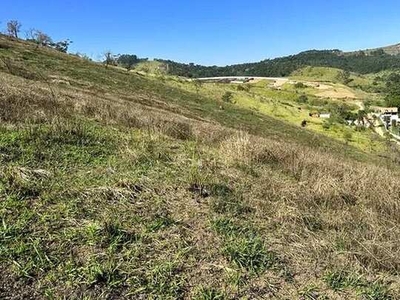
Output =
[
  {"x1": 1, "y1": 36, "x2": 400, "y2": 299},
  {"x1": 158, "y1": 46, "x2": 400, "y2": 78},
  {"x1": 350, "y1": 43, "x2": 400, "y2": 56}
]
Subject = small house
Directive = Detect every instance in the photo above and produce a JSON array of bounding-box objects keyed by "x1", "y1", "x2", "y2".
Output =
[{"x1": 320, "y1": 113, "x2": 331, "y2": 119}]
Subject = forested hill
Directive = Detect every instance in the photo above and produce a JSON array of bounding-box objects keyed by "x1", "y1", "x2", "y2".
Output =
[{"x1": 157, "y1": 48, "x2": 400, "y2": 78}]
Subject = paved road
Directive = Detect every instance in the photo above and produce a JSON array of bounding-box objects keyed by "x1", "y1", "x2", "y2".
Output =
[
  {"x1": 194, "y1": 76, "x2": 290, "y2": 88},
  {"x1": 196, "y1": 76, "x2": 287, "y2": 80}
]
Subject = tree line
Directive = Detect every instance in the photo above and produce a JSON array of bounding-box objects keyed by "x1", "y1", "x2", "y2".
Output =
[{"x1": 157, "y1": 49, "x2": 400, "y2": 78}]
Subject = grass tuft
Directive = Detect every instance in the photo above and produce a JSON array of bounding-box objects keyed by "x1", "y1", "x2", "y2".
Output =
[
  {"x1": 222, "y1": 236, "x2": 276, "y2": 274},
  {"x1": 194, "y1": 287, "x2": 226, "y2": 300}
]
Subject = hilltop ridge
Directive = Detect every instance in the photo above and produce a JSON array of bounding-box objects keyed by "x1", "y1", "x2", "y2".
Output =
[{"x1": 157, "y1": 42, "x2": 400, "y2": 78}]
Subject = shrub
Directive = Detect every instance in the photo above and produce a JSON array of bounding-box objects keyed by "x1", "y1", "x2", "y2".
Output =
[
  {"x1": 221, "y1": 91, "x2": 234, "y2": 103},
  {"x1": 322, "y1": 120, "x2": 331, "y2": 130},
  {"x1": 294, "y1": 82, "x2": 306, "y2": 88},
  {"x1": 297, "y1": 94, "x2": 308, "y2": 103}
]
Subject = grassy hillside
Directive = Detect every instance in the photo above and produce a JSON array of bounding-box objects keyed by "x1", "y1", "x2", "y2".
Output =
[
  {"x1": 133, "y1": 60, "x2": 167, "y2": 75},
  {"x1": 291, "y1": 66, "x2": 344, "y2": 83},
  {"x1": 165, "y1": 75, "x2": 384, "y2": 153},
  {"x1": 1, "y1": 36, "x2": 400, "y2": 299}
]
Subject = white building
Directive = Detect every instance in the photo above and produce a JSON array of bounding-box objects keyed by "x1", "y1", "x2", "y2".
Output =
[{"x1": 320, "y1": 113, "x2": 331, "y2": 119}]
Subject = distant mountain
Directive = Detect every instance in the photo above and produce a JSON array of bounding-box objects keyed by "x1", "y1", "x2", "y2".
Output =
[{"x1": 158, "y1": 44, "x2": 400, "y2": 78}]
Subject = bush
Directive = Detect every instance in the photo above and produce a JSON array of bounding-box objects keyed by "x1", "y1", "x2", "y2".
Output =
[
  {"x1": 221, "y1": 91, "x2": 234, "y2": 103},
  {"x1": 297, "y1": 95, "x2": 308, "y2": 103},
  {"x1": 322, "y1": 120, "x2": 331, "y2": 130},
  {"x1": 294, "y1": 82, "x2": 306, "y2": 89}
]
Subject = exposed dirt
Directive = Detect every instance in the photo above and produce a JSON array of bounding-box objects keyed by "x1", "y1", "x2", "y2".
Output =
[
  {"x1": 304, "y1": 82, "x2": 357, "y2": 99},
  {"x1": 316, "y1": 88, "x2": 357, "y2": 99}
]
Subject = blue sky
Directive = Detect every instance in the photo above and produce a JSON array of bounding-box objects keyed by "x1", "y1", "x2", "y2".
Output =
[{"x1": 1, "y1": 1, "x2": 400, "y2": 65}]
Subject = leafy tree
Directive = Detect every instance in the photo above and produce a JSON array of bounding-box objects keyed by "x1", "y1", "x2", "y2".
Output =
[
  {"x1": 385, "y1": 73, "x2": 400, "y2": 107},
  {"x1": 50, "y1": 39, "x2": 72, "y2": 53},
  {"x1": 357, "y1": 110, "x2": 366, "y2": 126},
  {"x1": 328, "y1": 103, "x2": 356, "y2": 123},
  {"x1": 336, "y1": 70, "x2": 353, "y2": 85},
  {"x1": 297, "y1": 95, "x2": 308, "y2": 103},
  {"x1": 117, "y1": 54, "x2": 139, "y2": 71},
  {"x1": 6, "y1": 20, "x2": 21, "y2": 38}
]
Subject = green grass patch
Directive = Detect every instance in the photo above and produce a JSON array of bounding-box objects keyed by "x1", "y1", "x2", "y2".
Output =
[
  {"x1": 0, "y1": 120, "x2": 116, "y2": 168},
  {"x1": 324, "y1": 270, "x2": 392, "y2": 299},
  {"x1": 194, "y1": 287, "x2": 226, "y2": 300},
  {"x1": 222, "y1": 236, "x2": 277, "y2": 274}
]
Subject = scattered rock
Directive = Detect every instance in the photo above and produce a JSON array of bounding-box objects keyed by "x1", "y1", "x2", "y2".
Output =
[{"x1": 51, "y1": 79, "x2": 71, "y2": 85}]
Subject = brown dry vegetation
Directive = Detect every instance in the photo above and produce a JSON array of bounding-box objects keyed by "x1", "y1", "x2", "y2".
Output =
[{"x1": 0, "y1": 35, "x2": 399, "y2": 299}]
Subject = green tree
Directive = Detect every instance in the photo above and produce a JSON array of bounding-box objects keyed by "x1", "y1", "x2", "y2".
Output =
[
  {"x1": 357, "y1": 110, "x2": 366, "y2": 126},
  {"x1": 117, "y1": 54, "x2": 139, "y2": 71},
  {"x1": 50, "y1": 39, "x2": 72, "y2": 53},
  {"x1": 337, "y1": 70, "x2": 353, "y2": 85},
  {"x1": 385, "y1": 73, "x2": 400, "y2": 107}
]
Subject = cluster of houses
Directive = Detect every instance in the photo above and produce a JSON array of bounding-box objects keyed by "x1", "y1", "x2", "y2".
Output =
[
  {"x1": 371, "y1": 106, "x2": 399, "y2": 129},
  {"x1": 308, "y1": 106, "x2": 400, "y2": 131}
]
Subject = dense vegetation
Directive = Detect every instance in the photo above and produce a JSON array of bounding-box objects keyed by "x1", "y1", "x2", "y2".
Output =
[
  {"x1": 385, "y1": 73, "x2": 400, "y2": 107},
  {"x1": 157, "y1": 49, "x2": 400, "y2": 78}
]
